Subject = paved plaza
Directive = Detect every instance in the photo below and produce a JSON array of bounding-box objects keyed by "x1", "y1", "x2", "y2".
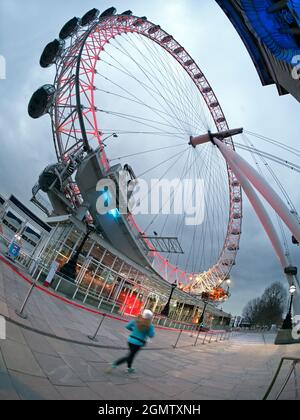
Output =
[{"x1": 0, "y1": 257, "x2": 299, "y2": 400}]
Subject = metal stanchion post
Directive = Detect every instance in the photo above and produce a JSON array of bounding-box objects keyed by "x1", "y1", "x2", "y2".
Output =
[
  {"x1": 209, "y1": 332, "x2": 213, "y2": 343},
  {"x1": 88, "y1": 314, "x2": 106, "y2": 342},
  {"x1": 194, "y1": 327, "x2": 202, "y2": 347},
  {"x1": 15, "y1": 280, "x2": 37, "y2": 319},
  {"x1": 173, "y1": 329, "x2": 183, "y2": 349},
  {"x1": 202, "y1": 331, "x2": 208, "y2": 344}
]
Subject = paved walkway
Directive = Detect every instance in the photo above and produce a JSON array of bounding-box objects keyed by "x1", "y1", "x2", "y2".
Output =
[{"x1": 0, "y1": 257, "x2": 299, "y2": 400}]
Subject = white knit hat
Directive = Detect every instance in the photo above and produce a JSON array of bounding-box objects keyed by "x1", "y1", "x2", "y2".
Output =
[{"x1": 142, "y1": 309, "x2": 153, "y2": 319}]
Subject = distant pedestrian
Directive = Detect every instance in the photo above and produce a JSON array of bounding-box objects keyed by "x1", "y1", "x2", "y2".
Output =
[{"x1": 107, "y1": 309, "x2": 155, "y2": 374}]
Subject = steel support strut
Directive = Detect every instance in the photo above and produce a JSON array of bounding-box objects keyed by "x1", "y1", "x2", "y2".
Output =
[{"x1": 214, "y1": 137, "x2": 300, "y2": 315}]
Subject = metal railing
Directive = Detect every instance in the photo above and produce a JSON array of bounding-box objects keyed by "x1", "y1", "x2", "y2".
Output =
[
  {"x1": 263, "y1": 357, "x2": 300, "y2": 400},
  {"x1": 0, "y1": 231, "x2": 41, "y2": 270}
]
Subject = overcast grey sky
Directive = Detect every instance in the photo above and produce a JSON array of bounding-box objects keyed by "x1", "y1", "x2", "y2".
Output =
[{"x1": 0, "y1": 0, "x2": 299, "y2": 315}]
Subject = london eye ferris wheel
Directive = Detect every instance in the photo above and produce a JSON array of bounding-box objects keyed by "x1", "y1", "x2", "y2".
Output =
[{"x1": 28, "y1": 7, "x2": 243, "y2": 298}]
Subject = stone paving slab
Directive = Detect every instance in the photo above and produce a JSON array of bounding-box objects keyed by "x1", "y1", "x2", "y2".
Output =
[
  {"x1": 0, "y1": 339, "x2": 45, "y2": 378},
  {"x1": 0, "y1": 257, "x2": 299, "y2": 400},
  {"x1": 0, "y1": 349, "x2": 7, "y2": 374},
  {"x1": 8, "y1": 370, "x2": 63, "y2": 400},
  {"x1": 0, "y1": 372, "x2": 21, "y2": 400},
  {"x1": 54, "y1": 385, "x2": 100, "y2": 400},
  {"x1": 32, "y1": 352, "x2": 85, "y2": 387}
]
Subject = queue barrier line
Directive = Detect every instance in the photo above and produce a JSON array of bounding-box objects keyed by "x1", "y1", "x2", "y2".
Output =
[
  {"x1": 0, "y1": 313, "x2": 169, "y2": 351},
  {"x1": 0, "y1": 254, "x2": 227, "y2": 337}
]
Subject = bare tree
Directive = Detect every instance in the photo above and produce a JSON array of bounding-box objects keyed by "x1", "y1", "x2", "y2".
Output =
[{"x1": 242, "y1": 282, "x2": 287, "y2": 327}]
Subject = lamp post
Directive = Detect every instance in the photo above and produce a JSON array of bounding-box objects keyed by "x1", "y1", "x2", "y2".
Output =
[
  {"x1": 226, "y1": 278, "x2": 231, "y2": 295},
  {"x1": 58, "y1": 224, "x2": 93, "y2": 283},
  {"x1": 161, "y1": 282, "x2": 177, "y2": 317},
  {"x1": 282, "y1": 285, "x2": 297, "y2": 330},
  {"x1": 198, "y1": 301, "x2": 209, "y2": 327},
  {"x1": 198, "y1": 292, "x2": 211, "y2": 328}
]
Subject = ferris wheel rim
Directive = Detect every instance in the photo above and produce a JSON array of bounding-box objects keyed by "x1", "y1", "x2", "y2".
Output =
[{"x1": 50, "y1": 14, "x2": 242, "y2": 293}]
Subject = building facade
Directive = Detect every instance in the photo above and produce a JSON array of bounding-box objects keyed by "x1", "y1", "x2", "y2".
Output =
[
  {"x1": 216, "y1": 0, "x2": 300, "y2": 101},
  {"x1": 0, "y1": 192, "x2": 231, "y2": 327},
  {"x1": 0, "y1": 194, "x2": 51, "y2": 263}
]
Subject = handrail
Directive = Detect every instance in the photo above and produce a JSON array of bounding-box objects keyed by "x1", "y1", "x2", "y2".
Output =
[{"x1": 263, "y1": 357, "x2": 300, "y2": 400}]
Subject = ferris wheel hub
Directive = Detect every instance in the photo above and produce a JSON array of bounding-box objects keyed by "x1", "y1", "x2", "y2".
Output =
[{"x1": 189, "y1": 128, "x2": 244, "y2": 148}]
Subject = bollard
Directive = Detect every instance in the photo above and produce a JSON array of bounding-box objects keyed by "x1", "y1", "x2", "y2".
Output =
[
  {"x1": 194, "y1": 328, "x2": 202, "y2": 347},
  {"x1": 88, "y1": 314, "x2": 106, "y2": 342},
  {"x1": 15, "y1": 280, "x2": 37, "y2": 319},
  {"x1": 173, "y1": 329, "x2": 183, "y2": 349}
]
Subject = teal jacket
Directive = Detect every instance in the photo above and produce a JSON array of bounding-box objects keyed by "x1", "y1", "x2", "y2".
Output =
[{"x1": 126, "y1": 320, "x2": 155, "y2": 347}]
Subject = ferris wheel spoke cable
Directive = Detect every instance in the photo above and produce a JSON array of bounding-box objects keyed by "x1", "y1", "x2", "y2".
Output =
[
  {"x1": 242, "y1": 134, "x2": 300, "y2": 222},
  {"x1": 124, "y1": 35, "x2": 191, "y2": 132},
  {"x1": 195, "y1": 146, "x2": 212, "y2": 272},
  {"x1": 162, "y1": 150, "x2": 193, "y2": 263},
  {"x1": 96, "y1": 108, "x2": 188, "y2": 138},
  {"x1": 134, "y1": 33, "x2": 211, "y2": 133},
  {"x1": 95, "y1": 65, "x2": 191, "y2": 136},
  {"x1": 159, "y1": 150, "x2": 194, "y2": 264},
  {"x1": 233, "y1": 142, "x2": 300, "y2": 173},
  {"x1": 143, "y1": 148, "x2": 201, "y2": 233},
  {"x1": 95, "y1": 50, "x2": 191, "y2": 132},
  {"x1": 145, "y1": 149, "x2": 194, "y2": 231},
  {"x1": 184, "y1": 145, "x2": 214, "y2": 273},
  {"x1": 136, "y1": 146, "x2": 190, "y2": 182},
  {"x1": 102, "y1": 129, "x2": 185, "y2": 137},
  {"x1": 197, "y1": 146, "x2": 221, "y2": 271},
  {"x1": 109, "y1": 142, "x2": 187, "y2": 163},
  {"x1": 110, "y1": 36, "x2": 203, "y2": 135},
  {"x1": 172, "y1": 151, "x2": 194, "y2": 267},
  {"x1": 108, "y1": 40, "x2": 189, "y2": 136},
  {"x1": 209, "y1": 148, "x2": 228, "y2": 264},
  {"x1": 98, "y1": 55, "x2": 189, "y2": 136},
  {"x1": 176, "y1": 145, "x2": 209, "y2": 273},
  {"x1": 131, "y1": 33, "x2": 209, "y2": 133},
  {"x1": 109, "y1": 143, "x2": 186, "y2": 162},
  {"x1": 130, "y1": 148, "x2": 190, "y2": 216},
  {"x1": 160, "y1": 150, "x2": 191, "y2": 237},
  {"x1": 192, "y1": 152, "x2": 209, "y2": 274},
  {"x1": 161, "y1": 142, "x2": 208, "y2": 243},
  {"x1": 184, "y1": 158, "x2": 199, "y2": 272},
  {"x1": 141, "y1": 31, "x2": 213, "y2": 132},
  {"x1": 244, "y1": 130, "x2": 300, "y2": 157},
  {"x1": 241, "y1": 135, "x2": 298, "y2": 282},
  {"x1": 119, "y1": 34, "x2": 196, "y2": 134},
  {"x1": 95, "y1": 84, "x2": 200, "y2": 137},
  {"x1": 173, "y1": 148, "x2": 211, "y2": 271},
  {"x1": 206, "y1": 148, "x2": 219, "y2": 268}
]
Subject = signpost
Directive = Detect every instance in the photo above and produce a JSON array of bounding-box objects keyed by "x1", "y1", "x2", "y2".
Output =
[
  {"x1": 44, "y1": 260, "x2": 60, "y2": 288},
  {"x1": 7, "y1": 235, "x2": 22, "y2": 259}
]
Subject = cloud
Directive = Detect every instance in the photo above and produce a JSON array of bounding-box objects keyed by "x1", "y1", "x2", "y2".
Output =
[{"x1": 0, "y1": 0, "x2": 299, "y2": 316}]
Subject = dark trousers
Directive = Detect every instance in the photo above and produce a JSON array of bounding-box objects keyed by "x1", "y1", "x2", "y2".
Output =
[{"x1": 115, "y1": 343, "x2": 141, "y2": 368}]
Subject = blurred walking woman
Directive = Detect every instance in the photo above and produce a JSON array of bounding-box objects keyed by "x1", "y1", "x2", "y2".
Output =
[{"x1": 108, "y1": 309, "x2": 155, "y2": 373}]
